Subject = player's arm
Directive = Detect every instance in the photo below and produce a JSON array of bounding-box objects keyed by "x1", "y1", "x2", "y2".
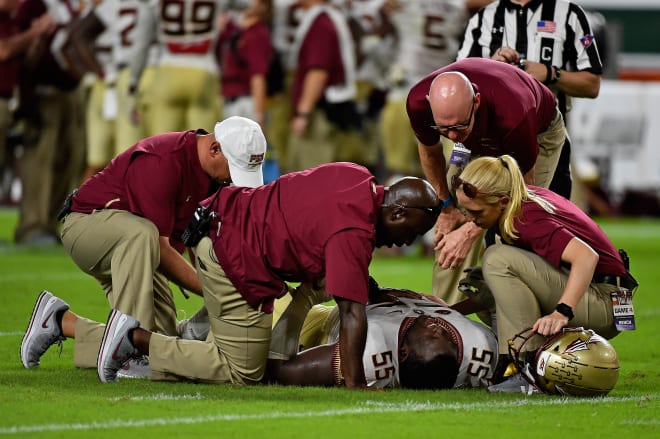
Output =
[
  {"x1": 334, "y1": 297, "x2": 367, "y2": 388},
  {"x1": 127, "y1": 3, "x2": 156, "y2": 94},
  {"x1": 0, "y1": 13, "x2": 53, "y2": 61},
  {"x1": 265, "y1": 344, "x2": 337, "y2": 386},
  {"x1": 60, "y1": 10, "x2": 107, "y2": 79},
  {"x1": 157, "y1": 236, "x2": 203, "y2": 296}
]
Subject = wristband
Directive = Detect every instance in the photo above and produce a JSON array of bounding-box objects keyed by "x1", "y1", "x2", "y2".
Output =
[
  {"x1": 550, "y1": 66, "x2": 561, "y2": 84},
  {"x1": 555, "y1": 302, "x2": 574, "y2": 320},
  {"x1": 440, "y1": 196, "x2": 452, "y2": 210}
]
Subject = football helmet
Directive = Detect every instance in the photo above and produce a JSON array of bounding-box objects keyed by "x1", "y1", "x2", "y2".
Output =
[{"x1": 508, "y1": 327, "x2": 620, "y2": 396}]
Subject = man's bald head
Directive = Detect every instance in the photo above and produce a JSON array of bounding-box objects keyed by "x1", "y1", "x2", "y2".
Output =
[{"x1": 427, "y1": 71, "x2": 475, "y2": 124}]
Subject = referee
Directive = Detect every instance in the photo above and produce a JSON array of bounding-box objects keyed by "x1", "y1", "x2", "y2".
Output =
[{"x1": 456, "y1": 0, "x2": 603, "y2": 200}]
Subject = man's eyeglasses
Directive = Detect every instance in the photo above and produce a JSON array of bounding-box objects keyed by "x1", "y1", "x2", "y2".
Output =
[
  {"x1": 384, "y1": 202, "x2": 441, "y2": 217},
  {"x1": 451, "y1": 175, "x2": 482, "y2": 199},
  {"x1": 431, "y1": 98, "x2": 475, "y2": 135}
]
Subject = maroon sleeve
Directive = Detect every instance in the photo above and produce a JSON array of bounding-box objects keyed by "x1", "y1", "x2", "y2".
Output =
[
  {"x1": 243, "y1": 24, "x2": 272, "y2": 76},
  {"x1": 299, "y1": 17, "x2": 340, "y2": 72},
  {"x1": 323, "y1": 230, "x2": 373, "y2": 305}
]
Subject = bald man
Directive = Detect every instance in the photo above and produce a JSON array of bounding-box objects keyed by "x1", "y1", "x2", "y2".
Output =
[{"x1": 406, "y1": 58, "x2": 567, "y2": 305}]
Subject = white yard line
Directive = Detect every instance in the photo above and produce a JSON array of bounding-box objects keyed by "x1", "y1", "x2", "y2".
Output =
[{"x1": 0, "y1": 395, "x2": 656, "y2": 435}]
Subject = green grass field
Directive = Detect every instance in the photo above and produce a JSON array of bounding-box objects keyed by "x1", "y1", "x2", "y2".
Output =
[{"x1": 0, "y1": 208, "x2": 658, "y2": 438}]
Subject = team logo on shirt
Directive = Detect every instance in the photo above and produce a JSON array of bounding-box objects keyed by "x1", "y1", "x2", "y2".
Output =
[{"x1": 580, "y1": 34, "x2": 595, "y2": 48}]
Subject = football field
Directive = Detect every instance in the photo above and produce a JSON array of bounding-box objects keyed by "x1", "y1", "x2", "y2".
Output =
[{"x1": 0, "y1": 209, "x2": 658, "y2": 438}]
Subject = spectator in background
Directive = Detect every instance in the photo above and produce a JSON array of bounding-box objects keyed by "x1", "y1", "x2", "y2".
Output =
[
  {"x1": 128, "y1": 0, "x2": 227, "y2": 136},
  {"x1": 286, "y1": 0, "x2": 361, "y2": 172},
  {"x1": 216, "y1": 0, "x2": 273, "y2": 132},
  {"x1": 13, "y1": 0, "x2": 86, "y2": 245},
  {"x1": 456, "y1": 0, "x2": 603, "y2": 200},
  {"x1": 0, "y1": 0, "x2": 52, "y2": 204},
  {"x1": 216, "y1": 0, "x2": 280, "y2": 182}
]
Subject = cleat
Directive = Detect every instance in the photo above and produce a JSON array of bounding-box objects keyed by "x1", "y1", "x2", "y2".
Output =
[
  {"x1": 487, "y1": 364, "x2": 539, "y2": 395},
  {"x1": 178, "y1": 307, "x2": 209, "y2": 341},
  {"x1": 117, "y1": 356, "x2": 151, "y2": 379},
  {"x1": 21, "y1": 290, "x2": 69, "y2": 368},
  {"x1": 97, "y1": 310, "x2": 140, "y2": 383}
]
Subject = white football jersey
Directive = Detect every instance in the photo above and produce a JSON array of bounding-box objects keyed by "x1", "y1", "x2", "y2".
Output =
[
  {"x1": 139, "y1": 0, "x2": 229, "y2": 72},
  {"x1": 328, "y1": 291, "x2": 499, "y2": 388},
  {"x1": 391, "y1": 0, "x2": 468, "y2": 85}
]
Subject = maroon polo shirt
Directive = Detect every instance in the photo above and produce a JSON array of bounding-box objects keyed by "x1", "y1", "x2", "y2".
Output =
[
  {"x1": 217, "y1": 20, "x2": 273, "y2": 100},
  {"x1": 510, "y1": 186, "x2": 626, "y2": 277},
  {"x1": 15, "y1": 0, "x2": 80, "y2": 91},
  {"x1": 0, "y1": 12, "x2": 21, "y2": 98},
  {"x1": 406, "y1": 58, "x2": 557, "y2": 174},
  {"x1": 291, "y1": 12, "x2": 345, "y2": 109},
  {"x1": 72, "y1": 130, "x2": 213, "y2": 251},
  {"x1": 205, "y1": 162, "x2": 383, "y2": 313}
]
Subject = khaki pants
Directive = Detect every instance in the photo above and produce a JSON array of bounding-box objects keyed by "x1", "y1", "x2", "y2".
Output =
[
  {"x1": 15, "y1": 88, "x2": 85, "y2": 241},
  {"x1": 535, "y1": 108, "x2": 567, "y2": 190},
  {"x1": 149, "y1": 237, "x2": 272, "y2": 384},
  {"x1": 286, "y1": 109, "x2": 346, "y2": 172},
  {"x1": 61, "y1": 210, "x2": 177, "y2": 335},
  {"x1": 149, "y1": 65, "x2": 220, "y2": 134},
  {"x1": 482, "y1": 244, "x2": 619, "y2": 354},
  {"x1": 379, "y1": 98, "x2": 420, "y2": 176}
]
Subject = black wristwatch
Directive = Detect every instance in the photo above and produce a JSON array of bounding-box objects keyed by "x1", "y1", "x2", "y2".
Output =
[
  {"x1": 555, "y1": 302, "x2": 574, "y2": 320},
  {"x1": 550, "y1": 66, "x2": 561, "y2": 84}
]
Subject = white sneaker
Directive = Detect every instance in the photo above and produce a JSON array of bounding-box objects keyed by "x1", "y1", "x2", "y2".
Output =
[
  {"x1": 97, "y1": 310, "x2": 140, "y2": 383},
  {"x1": 21, "y1": 291, "x2": 69, "y2": 368},
  {"x1": 117, "y1": 356, "x2": 150, "y2": 379},
  {"x1": 178, "y1": 307, "x2": 209, "y2": 341}
]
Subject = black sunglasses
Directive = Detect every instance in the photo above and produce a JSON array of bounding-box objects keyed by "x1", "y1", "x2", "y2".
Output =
[
  {"x1": 430, "y1": 93, "x2": 476, "y2": 134},
  {"x1": 384, "y1": 202, "x2": 441, "y2": 217},
  {"x1": 451, "y1": 175, "x2": 481, "y2": 199}
]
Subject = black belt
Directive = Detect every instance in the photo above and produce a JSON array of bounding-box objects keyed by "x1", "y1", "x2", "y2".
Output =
[{"x1": 593, "y1": 273, "x2": 638, "y2": 291}]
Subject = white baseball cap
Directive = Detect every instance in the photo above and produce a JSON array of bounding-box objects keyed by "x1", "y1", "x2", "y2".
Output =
[{"x1": 214, "y1": 116, "x2": 267, "y2": 188}]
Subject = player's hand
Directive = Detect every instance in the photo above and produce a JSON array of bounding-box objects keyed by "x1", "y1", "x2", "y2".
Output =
[
  {"x1": 291, "y1": 114, "x2": 309, "y2": 136},
  {"x1": 433, "y1": 205, "x2": 465, "y2": 245},
  {"x1": 125, "y1": 92, "x2": 140, "y2": 125},
  {"x1": 434, "y1": 224, "x2": 475, "y2": 269},
  {"x1": 533, "y1": 311, "x2": 569, "y2": 336}
]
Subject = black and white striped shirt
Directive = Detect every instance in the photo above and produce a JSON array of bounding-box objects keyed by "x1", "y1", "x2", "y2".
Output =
[{"x1": 457, "y1": 0, "x2": 602, "y2": 113}]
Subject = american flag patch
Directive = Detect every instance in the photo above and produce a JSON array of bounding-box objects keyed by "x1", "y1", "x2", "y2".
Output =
[
  {"x1": 581, "y1": 34, "x2": 595, "y2": 48},
  {"x1": 537, "y1": 20, "x2": 556, "y2": 33}
]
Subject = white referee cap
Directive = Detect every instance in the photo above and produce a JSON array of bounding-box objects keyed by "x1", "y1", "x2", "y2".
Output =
[{"x1": 214, "y1": 116, "x2": 266, "y2": 188}]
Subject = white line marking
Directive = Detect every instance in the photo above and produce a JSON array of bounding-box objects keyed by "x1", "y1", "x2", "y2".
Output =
[
  {"x1": 110, "y1": 393, "x2": 204, "y2": 402},
  {"x1": 0, "y1": 273, "x2": 88, "y2": 281},
  {"x1": 0, "y1": 395, "x2": 655, "y2": 434},
  {"x1": 0, "y1": 331, "x2": 23, "y2": 337}
]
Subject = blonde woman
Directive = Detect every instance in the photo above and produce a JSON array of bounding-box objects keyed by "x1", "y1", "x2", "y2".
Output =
[{"x1": 453, "y1": 155, "x2": 637, "y2": 392}]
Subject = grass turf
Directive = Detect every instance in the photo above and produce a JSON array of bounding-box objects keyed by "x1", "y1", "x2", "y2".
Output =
[{"x1": 0, "y1": 208, "x2": 658, "y2": 438}]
